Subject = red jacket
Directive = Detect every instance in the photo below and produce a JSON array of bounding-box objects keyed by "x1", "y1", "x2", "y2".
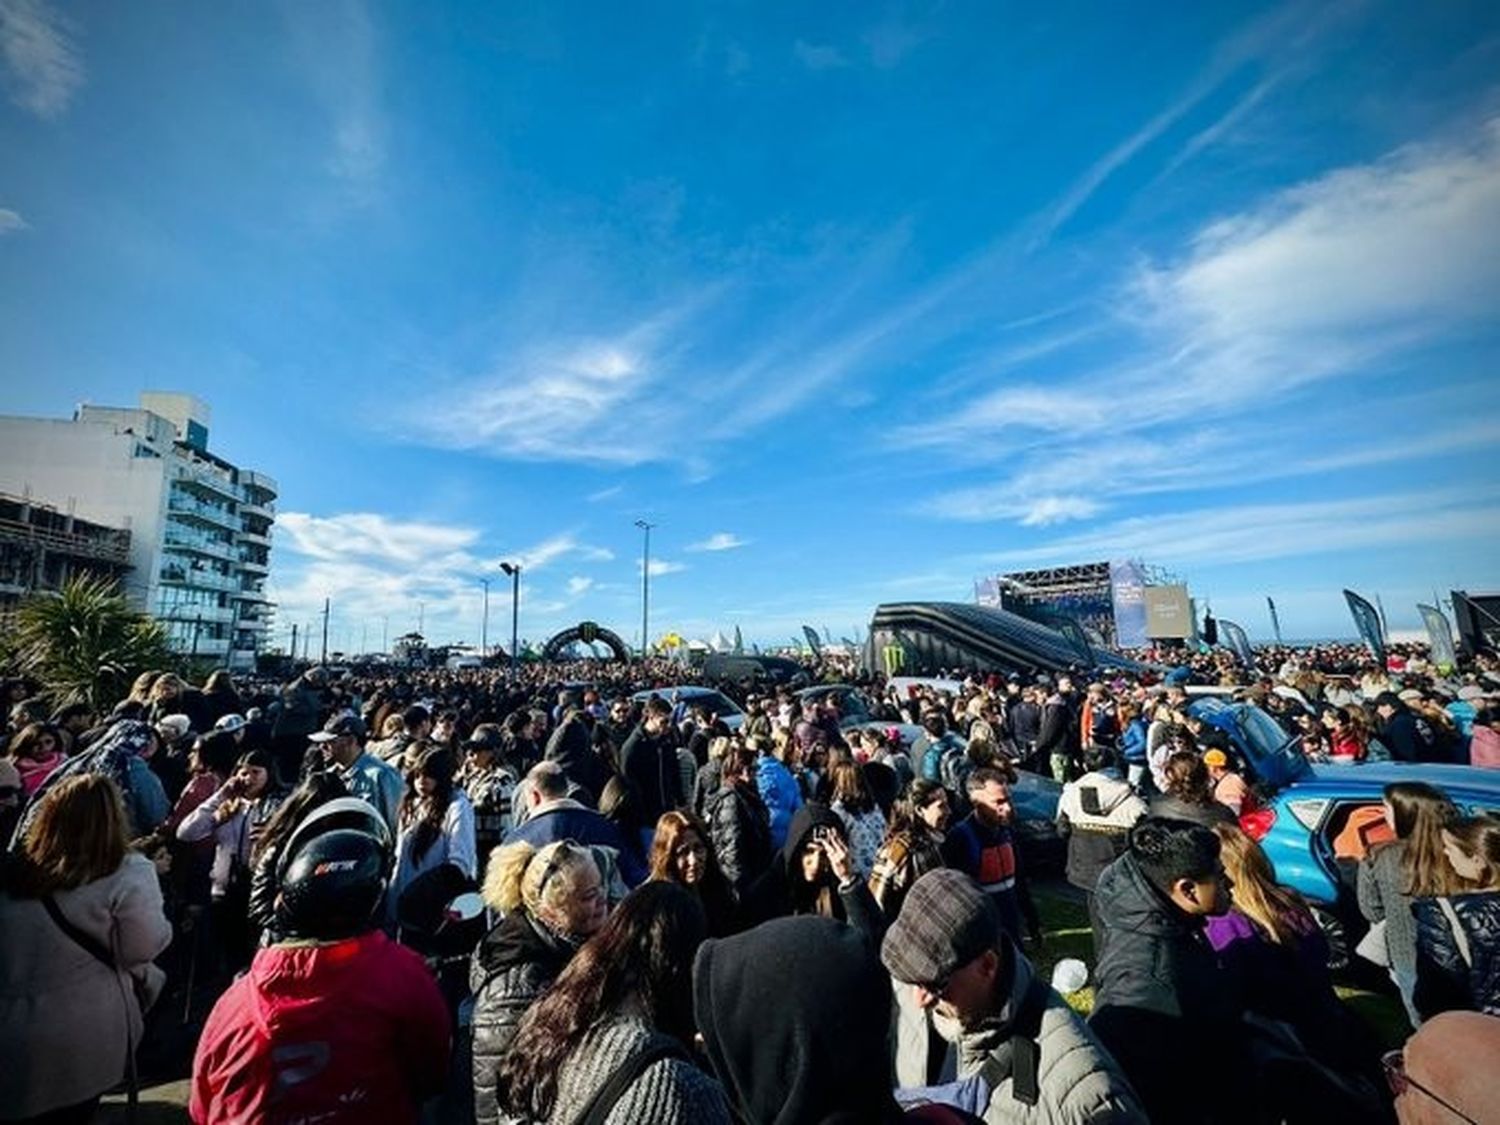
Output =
[{"x1": 190, "y1": 930, "x2": 450, "y2": 1125}]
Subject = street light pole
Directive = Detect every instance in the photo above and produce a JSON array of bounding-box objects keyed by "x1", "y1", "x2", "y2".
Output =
[
  {"x1": 635, "y1": 519, "x2": 655, "y2": 660},
  {"x1": 480, "y1": 577, "x2": 490, "y2": 660},
  {"x1": 500, "y1": 562, "x2": 521, "y2": 673}
]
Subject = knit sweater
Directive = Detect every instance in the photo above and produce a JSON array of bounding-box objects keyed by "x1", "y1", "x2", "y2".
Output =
[
  {"x1": 542, "y1": 1014, "x2": 730, "y2": 1125},
  {"x1": 1358, "y1": 842, "x2": 1419, "y2": 977}
]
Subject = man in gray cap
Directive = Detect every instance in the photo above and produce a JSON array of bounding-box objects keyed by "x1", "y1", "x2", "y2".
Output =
[
  {"x1": 311, "y1": 711, "x2": 401, "y2": 832},
  {"x1": 881, "y1": 868, "x2": 1143, "y2": 1124}
]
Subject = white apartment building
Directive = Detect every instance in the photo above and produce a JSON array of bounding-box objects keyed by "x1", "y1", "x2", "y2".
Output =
[{"x1": 0, "y1": 393, "x2": 277, "y2": 670}]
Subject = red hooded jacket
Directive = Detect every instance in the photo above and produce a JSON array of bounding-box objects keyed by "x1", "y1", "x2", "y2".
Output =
[{"x1": 190, "y1": 930, "x2": 449, "y2": 1124}]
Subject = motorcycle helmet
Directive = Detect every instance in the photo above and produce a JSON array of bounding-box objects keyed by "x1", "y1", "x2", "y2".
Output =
[{"x1": 277, "y1": 828, "x2": 388, "y2": 941}]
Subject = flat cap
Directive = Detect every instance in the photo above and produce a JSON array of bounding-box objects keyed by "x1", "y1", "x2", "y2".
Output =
[{"x1": 880, "y1": 868, "x2": 999, "y2": 989}]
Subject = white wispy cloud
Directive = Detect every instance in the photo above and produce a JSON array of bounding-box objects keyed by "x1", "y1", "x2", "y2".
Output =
[
  {"x1": 793, "y1": 40, "x2": 849, "y2": 71},
  {"x1": 1029, "y1": 3, "x2": 1356, "y2": 245},
  {"x1": 639, "y1": 558, "x2": 687, "y2": 577},
  {"x1": 0, "y1": 0, "x2": 82, "y2": 119},
  {"x1": 908, "y1": 115, "x2": 1500, "y2": 523},
  {"x1": 282, "y1": 0, "x2": 385, "y2": 201},
  {"x1": 270, "y1": 513, "x2": 620, "y2": 650},
  {"x1": 586, "y1": 484, "x2": 624, "y2": 503},
  {"x1": 687, "y1": 532, "x2": 748, "y2": 552},
  {"x1": 493, "y1": 533, "x2": 614, "y2": 573},
  {"x1": 979, "y1": 487, "x2": 1500, "y2": 570},
  {"x1": 0, "y1": 207, "x2": 26, "y2": 234}
]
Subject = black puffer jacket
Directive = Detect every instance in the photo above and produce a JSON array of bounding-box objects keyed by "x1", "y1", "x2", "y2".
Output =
[
  {"x1": 470, "y1": 910, "x2": 578, "y2": 1125},
  {"x1": 1089, "y1": 851, "x2": 1250, "y2": 1125},
  {"x1": 704, "y1": 782, "x2": 772, "y2": 895},
  {"x1": 1414, "y1": 890, "x2": 1500, "y2": 1019}
]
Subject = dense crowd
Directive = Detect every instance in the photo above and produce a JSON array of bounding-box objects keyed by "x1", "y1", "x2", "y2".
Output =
[{"x1": 1, "y1": 641, "x2": 1498, "y2": 1124}]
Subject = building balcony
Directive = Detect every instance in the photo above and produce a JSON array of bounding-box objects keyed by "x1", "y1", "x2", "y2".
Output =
[
  {"x1": 236, "y1": 615, "x2": 270, "y2": 632},
  {"x1": 173, "y1": 465, "x2": 240, "y2": 505},
  {"x1": 163, "y1": 533, "x2": 237, "y2": 563},
  {"x1": 157, "y1": 603, "x2": 235, "y2": 625},
  {"x1": 167, "y1": 634, "x2": 230, "y2": 657},
  {"x1": 237, "y1": 557, "x2": 269, "y2": 576},
  {"x1": 160, "y1": 566, "x2": 239, "y2": 593},
  {"x1": 238, "y1": 470, "x2": 279, "y2": 500},
  {"x1": 167, "y1": 494, "x2": 238, "y2": 532},
  {"x1": 236, "y1": 527, "x2": 272, "y2": 548},
  {"x1": 239, "y1": 499, "x2": 275, "y2": 520},
  {"x1": 232, "y1": 585, "x2": 271, "y2": 603}
]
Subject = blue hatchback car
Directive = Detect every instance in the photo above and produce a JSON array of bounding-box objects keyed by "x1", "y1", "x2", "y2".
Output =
[{"x1": 1188, "y1": 696, "x2": 1500, "y2": 965}]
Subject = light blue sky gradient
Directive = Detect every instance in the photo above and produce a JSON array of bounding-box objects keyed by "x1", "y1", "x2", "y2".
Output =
[{"x1": 3, "y1": 1, "x2": 1498, "y2": 651}]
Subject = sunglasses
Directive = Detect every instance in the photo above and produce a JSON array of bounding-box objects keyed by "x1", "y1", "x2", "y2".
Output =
[{"x1": 1382, "y1": 1049, "x2": 1478, "y2": 1122}]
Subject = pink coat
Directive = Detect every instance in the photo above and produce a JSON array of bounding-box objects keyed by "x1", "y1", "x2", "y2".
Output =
[{"x1": 1469, "y1": 724, "x2": 1500, "y2": 769}]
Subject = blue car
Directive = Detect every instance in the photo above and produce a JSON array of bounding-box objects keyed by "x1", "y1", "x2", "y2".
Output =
[{"x1": 1188, "y1": 696, "x2": 1500, "y2": 965}]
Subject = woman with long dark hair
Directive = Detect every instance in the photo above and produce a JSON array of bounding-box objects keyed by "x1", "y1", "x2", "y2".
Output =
[
  {"x1": 868, "y1": 778, "x2": 950, "y2": 922},
  {"x1": 829, "y1": 761, "x2": 886, "y2": 879},
  {"x1": 245, "y1": 770, "x2": 350, "y2": 944},
  {"x1": 390, "y1": 746, "x2": 476, "y2": 923},
  {"x1": 649, "y1": 810, "x2": 736, "y2": 936},
  {"x1": 497, "y1": 881, "x2": 730, "y2": 1124}
]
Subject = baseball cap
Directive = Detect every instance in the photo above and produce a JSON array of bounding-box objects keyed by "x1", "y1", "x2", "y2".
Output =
[
  {"x1": 214, "y1": 713, "x2": 247, "y2": 733},
  {"x1": 1203, "y1": 749, "x2": 1228, "y2": 768},
  {"x1": 309, "y1": 711, "x2": 367, "y2": 743},
  {"x1": 1458, "y1": 685, "x2": 1485, "y2": 702},
  {"x1": 880, "y1": 869, "x2": 1000, "y2": 989},
  {"x1": 156, "y1": 714, "x2": 192, "y2": 740}
]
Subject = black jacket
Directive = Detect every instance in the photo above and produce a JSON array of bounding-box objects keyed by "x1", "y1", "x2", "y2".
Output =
[
  {"x1": 469, "y1": 910, "x2": 578, "y2": 1125},
  {"x1": 620, "y1": 724, "x2": 683, "y2": 824},
  {"x1": 705, "y1": 782, "x2": 773, "y2": 895},
  {"x1": 1089, "y1": 851, "x2": 1250, "y2": 1125},
  {"x1": 544, "y1": 715, "x2": 613, "y2": 806},
  {"x1": 1379, "y1": 709, "x2": 1422, "y2": 763},
  {"x1": 1147, "y1": 792, "x2": 1236, "y2": 829},
  {"x1": 1036, "y1": 694, "x2": 1073, "y2": 757},
  {"x1": 738, "y1": 803, "x2": 884, "y2": 946},
  {"x1": 1414, "y1": 890, "x2": 1500, "y2": 1019}
]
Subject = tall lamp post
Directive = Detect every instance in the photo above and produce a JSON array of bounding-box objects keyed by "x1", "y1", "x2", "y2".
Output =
[
  {"x1": 635, "y1": 519, "x2": 655, "y2": 660},
  {"x1": 480, "y1": 577, "x2": 490, "y2": 660},
  {"x1": 499, "y1": 562, "x2": 521, "y2": 673}
]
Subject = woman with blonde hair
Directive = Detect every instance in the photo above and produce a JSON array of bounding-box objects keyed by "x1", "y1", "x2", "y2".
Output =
[
  {"x1": 0, "y1": 774, "x2": 172, "y2": 1123},
  {"x1": 470, "y1": 839, "x2": 607, "y2": 1125},
  {"x1": 1209, "y1": 825, "x2": 1387, "y2": 1115},
  {"x1": 1358, "y1": 781, "x2": 1461, "y2": 1025},
  {"x1": 1414, "y1": 814, "x2": 1500, "y2": 1018}
]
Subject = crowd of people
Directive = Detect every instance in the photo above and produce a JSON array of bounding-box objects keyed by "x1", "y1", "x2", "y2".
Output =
[{"x1": 0, "y1": 640, "x2": 1497, "y2": 1124}]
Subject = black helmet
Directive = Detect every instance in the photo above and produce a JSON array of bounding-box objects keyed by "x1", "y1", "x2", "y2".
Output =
[{"x1": 277, "y1": 828, "x2": 388, "y2": 941}]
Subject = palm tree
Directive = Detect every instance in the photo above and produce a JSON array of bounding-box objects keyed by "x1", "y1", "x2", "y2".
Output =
[{"x1": 4, "y1": 575, "x2": 175, "y2": 710}]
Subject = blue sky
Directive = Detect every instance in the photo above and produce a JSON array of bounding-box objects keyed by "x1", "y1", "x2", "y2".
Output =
[{"x1": 3, "y1": 0, "x2": 1499, "y2": 652}]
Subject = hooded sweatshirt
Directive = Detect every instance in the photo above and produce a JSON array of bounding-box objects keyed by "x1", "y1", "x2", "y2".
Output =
[
  {"x1": 738, "y1": 803, "x2": 885, "y2": 943},
  {"x1": 694, "y1": 915, "x2": 904, "y2": 1125},
  {"x1": 190, "y1": 930, "x2": 450, "y2": 1125}
]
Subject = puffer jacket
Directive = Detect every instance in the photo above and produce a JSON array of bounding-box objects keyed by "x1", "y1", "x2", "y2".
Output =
[
  {"x1": 755, "y1": 755, "x2": 803, "y2": 851},
  {"x1": 470, "y1": 910, "x2": 579, "y2": 1125},
  {"x1": 531, "y1": 1015, "x2": 730, "y2": 1125},
  {"x1": 1413, "y1": 890, "x2": 1500, "y2": 1019},
  {"x1": 1089, "y1": 851, "x2": 1251, "y2": 1125},
  {"x1": 704, "y1": 782, "x2": 772, "y2": 894},
  {"x1": 955, "y1": 952, "x2": 1147, "y2": 1124},
  {"x1": 1056, "y1": 771, "x2": 1147, "y2": 892}
]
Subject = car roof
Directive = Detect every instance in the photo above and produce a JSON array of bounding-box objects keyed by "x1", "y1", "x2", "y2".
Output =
[
  {"x1": 631, "y1": 685, "x2": 729, "y2": 699},
  {"x1": 1292, "y1": 762, "x2": 1500, "y2": 802}
]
